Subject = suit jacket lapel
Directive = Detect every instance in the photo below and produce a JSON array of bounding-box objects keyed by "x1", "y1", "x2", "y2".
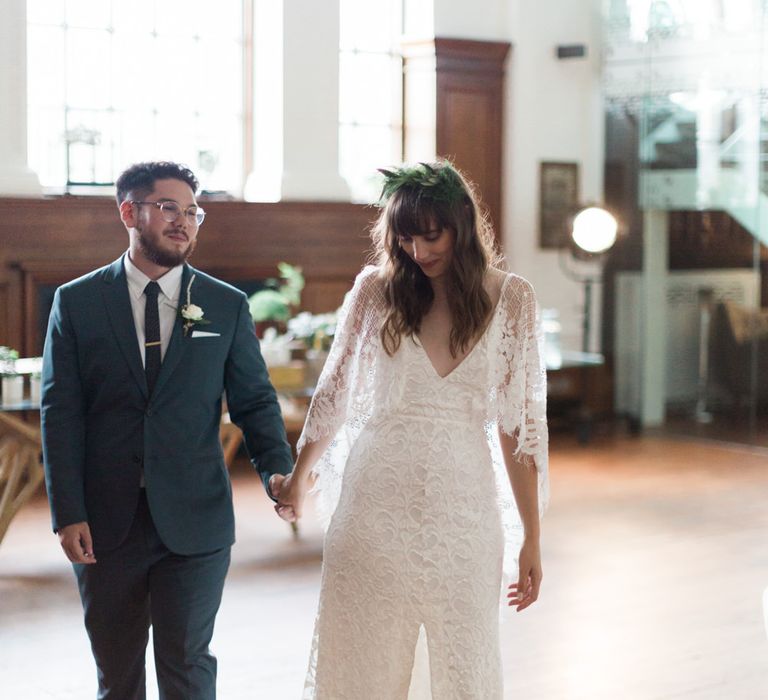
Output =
[
  {"x1": 150, "y1": 263, "x2": 192, "y2": 398},
  {"x1": 101, "y1": 256, "x2": 149, "y2": 399}
]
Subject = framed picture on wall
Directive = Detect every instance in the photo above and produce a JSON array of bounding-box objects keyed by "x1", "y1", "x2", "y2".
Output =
[{"x1": 539, "y1": 161, "x2": 579, "y2": 248}]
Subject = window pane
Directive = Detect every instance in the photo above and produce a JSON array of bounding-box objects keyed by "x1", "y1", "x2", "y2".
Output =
[
  {"x1": 111, "y1": 0, "x2": 157, "y2": 32},
  {"x1": 64, "y1": 109, "x2": 115, "y2": 183},
  {"x1": 153, "y1": 36, "x2": 201, "y2": 113},
  {"x1": 155, "y1": 0, "x2": 199, "y2": 37},
  {"x1": 27, "y1": 25, "x2": 66, "y2": 108},
  {"x1": 28, "y1": 0, "x2": 245, "y2": 193},
  {"x1": 66, "y1": 0, "x2": 111, "y2": 29},
  {"x1": 340, "y1": 52, "x2": 399, "y2": 126},
  {"x1": 27, "y1": 0, "x2": 65, "y2": 26},
  {"x1": 403, "y1": 0, "x2": 433, "y2": 37},
  {"x1": 198, "y1": 0, "x2": 243, "y2": 39},
  {"x1": 340, "y1": 124, "x2": 398, "y2": 202},
  {"x1": 198, "y1": 37, "x2": 242, "y2": 114},
  {"x1": 66, "y1": 28, "x2": 112, "y2": 109},
  {"x1": 197, "y1": 113, "x2": 243, "y2": 193},
  {"x1": 114, "y1": 109, "x2": 158, "y2": 167},
  {"x1": 111, "y1": 32, "x2": 157, "y2": 110},
  {"x1": 28, "y1": 107, "x2": 67, "y2": 187},
  {"x1": 340, "y1": 0, "x2": 400, "y2": 52}
]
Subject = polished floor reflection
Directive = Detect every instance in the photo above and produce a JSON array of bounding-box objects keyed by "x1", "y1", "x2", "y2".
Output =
[{"x1": 1, "y1": 436, "x2": 767, "y2": 699}]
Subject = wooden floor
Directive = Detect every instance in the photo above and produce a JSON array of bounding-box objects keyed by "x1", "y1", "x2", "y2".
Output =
[{"x1": 1, "y1": 435, "x2": 767, "y2": 699}]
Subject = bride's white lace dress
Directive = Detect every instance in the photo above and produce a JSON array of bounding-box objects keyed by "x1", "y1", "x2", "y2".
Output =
[{"x1": 298, "y1": 266, "x2": 548, "y2": 700}]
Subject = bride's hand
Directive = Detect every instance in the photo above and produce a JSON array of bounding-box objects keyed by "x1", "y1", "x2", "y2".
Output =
[
  {"x1": 507, "y1": 538, "x2": 542, "y2": 611},
  {"x1": 274, "y1": 471, "x2": 308, "y2": 522}
]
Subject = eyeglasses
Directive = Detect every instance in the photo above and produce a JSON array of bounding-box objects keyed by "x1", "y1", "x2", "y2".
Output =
[{"x1": 132, "y1": 200, "x2": 206, "y2": 226}]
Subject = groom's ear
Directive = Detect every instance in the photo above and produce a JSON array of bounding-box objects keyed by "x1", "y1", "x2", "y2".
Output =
[{"x1": 119, "y1": 199, "x2": 137, "y2": 230}]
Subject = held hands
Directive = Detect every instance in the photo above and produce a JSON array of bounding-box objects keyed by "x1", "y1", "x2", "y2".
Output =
[
  {"x1": 57, "y1": 521, "x2": 97, "y2": 564},
  {"x1": 507, "y1": 537, "x2": 542, "y2": 611},
  {"x1": 270, "y1": 471, "x2": 308, "y2": 523}
]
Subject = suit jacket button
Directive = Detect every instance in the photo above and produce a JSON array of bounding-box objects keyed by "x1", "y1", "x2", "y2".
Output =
[{"x1": 132, "y1": 455, "x2": 142, "y2": 463}]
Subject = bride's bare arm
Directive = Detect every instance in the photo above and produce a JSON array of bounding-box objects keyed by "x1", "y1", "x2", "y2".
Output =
[
  {"x1": 273, "y1": 435, "x2": 334, "y2": 521},
  {"x1": 498, "y1": 428, "x2": 542, "y2": 611}
]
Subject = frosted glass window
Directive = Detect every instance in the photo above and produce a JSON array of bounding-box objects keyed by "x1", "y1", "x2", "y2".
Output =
[
  {"x1": 111, "y1": 0, "x2": 157, "y2": 32},
  {"x1": 617, "y1": 0, "x2": 763, "y2": 41},
  {"x1": 340, "y1": 124, "x2": 402, "y2": 202},
  {"x1": 403, "y1": 0, "x2": 433, "y2": 37},
  {"x1": 340, "y1": 0, "x2": 399, "y2": 52},
  {"x1": 27, "y1": 0, "x2": 245, "y2": 194},
  {"x1": 155, "y1": 0, "x2": 199, "y2": 37},
  {"x1": 66, "y1": 29, "x2": 112, "y2": 109},
  {"x1": 27, "y1": 26, "x2": 66, "y2": 108},
  {"x1": 27, "y1": 0, "x2": 64, "y2": 26},
  {"x1": 339, "y1": 0, "x2": 404, "y2": 203},
  {"x1": 340, "y1": 53, "x2": 401, "y2": 126},
  {"x1": 65, "y1": 0, "x2": 110, "y2": 30}
]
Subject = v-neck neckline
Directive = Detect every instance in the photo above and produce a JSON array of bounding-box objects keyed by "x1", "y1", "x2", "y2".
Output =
[{"x1": 414, "y1": 273, "x2": 510, "y2": 381}]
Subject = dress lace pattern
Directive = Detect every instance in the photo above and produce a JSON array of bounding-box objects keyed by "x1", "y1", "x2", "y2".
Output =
[{"x1": 298, "y1": 266, "x2": 549, "y2": 699}]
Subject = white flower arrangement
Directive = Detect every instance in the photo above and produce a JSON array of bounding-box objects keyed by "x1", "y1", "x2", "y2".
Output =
[{"x1": 287, "y1": 311, "x2": 338, "y2": 351}]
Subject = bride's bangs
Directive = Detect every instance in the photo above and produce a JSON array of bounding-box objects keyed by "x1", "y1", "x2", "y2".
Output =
[{"x1": 386, "y1": 189, "x2": 442, "y2": 240}]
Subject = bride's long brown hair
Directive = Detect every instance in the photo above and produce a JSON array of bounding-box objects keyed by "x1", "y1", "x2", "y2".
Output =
[{"x1": 371, "y1": 161, "x2": 499, "y2": 358}]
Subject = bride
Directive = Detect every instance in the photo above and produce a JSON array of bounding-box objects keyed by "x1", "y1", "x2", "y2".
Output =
[{"x1": 277, "y1": 160, "x2": 548, "y2": 699}]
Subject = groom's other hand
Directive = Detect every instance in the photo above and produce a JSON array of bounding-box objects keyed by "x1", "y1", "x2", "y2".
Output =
[{"x1": 58, "y1": 521, "x2": 97, "y2": 564}]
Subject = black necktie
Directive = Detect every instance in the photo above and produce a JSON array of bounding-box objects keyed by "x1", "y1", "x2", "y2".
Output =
[{"x1": 144, "y1": 281, "x2": 162, "y2": 395}]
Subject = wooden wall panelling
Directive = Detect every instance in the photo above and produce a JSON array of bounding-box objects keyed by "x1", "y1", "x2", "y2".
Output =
[
  {"x1": 0, "y1": 283, "x2": 8, "y2": 352},
  {"x1": 0, "y1": 197, "x2": 375, "y2": 355},
  {"x1": 402, "y1": 38, "x2": 511, "y2": 239},
  {"x1": 435, "y1": 38, "x2": 510, "y2": 238}
]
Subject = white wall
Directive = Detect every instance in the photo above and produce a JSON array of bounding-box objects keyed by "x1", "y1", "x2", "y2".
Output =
[
  {"x1": 437, "y1": 0, "x2": 605, "y2": 350},
  {"x1": 504, "y1": 0, "x2": 605, "y2": 350},
  {"x1": 433, "y1": 0, "x2": 509, "y2": 41}
]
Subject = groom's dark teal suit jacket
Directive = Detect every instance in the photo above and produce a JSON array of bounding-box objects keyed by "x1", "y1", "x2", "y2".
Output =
[{"x1": 41, "y1": 255, "x2": 292, "y2": 555}]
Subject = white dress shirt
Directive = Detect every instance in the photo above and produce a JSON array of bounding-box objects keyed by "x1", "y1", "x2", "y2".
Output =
[{"x1": 123, "y1": 252, "x2": 183, "y2": 366}]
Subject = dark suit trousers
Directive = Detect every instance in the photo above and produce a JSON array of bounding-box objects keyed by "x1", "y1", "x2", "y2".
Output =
[{"x1": 73, "y1": 491, "x2": 231, "y2": 700}]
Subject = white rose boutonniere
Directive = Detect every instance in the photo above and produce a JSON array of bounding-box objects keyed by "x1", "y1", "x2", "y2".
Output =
[
  {"x1": 180, "y1": 274, "x2": 211, "y2": 337},
  {"x1": 182, "y1": 303, "x2": 204, "y2": 322}
]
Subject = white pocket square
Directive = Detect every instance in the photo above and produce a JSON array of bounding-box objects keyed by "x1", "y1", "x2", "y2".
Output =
[{"x1": 191, "y1": 330, "x2": 221, "y2": 338}]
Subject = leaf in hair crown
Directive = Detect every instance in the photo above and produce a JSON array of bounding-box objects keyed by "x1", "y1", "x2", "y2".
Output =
[{"x1": 377, "y1": 162, "x2": 465, "y2": 205}]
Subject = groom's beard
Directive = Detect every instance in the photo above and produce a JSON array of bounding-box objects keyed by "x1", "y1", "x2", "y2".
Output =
[{"x1": 137, "y1": 224, "x2": 197, "y2": 268}]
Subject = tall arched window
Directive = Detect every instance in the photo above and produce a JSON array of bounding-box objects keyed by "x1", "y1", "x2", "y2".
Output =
[{"x1": 27, "y1": 0, "x2": 245, "y2": 194}]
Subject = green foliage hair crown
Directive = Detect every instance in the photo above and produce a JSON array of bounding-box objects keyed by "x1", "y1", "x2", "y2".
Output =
[{"x1": 377, "y1": 162, "x2": 466, "y2": 207}]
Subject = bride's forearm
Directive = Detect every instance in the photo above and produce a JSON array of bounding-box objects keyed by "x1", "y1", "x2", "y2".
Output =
[
  {"x1": 292, "y1": 433, "x2": 334, "y2": 483},
  {"x1": 498, "y1": 429, "x2": 540, "y2": 540}
]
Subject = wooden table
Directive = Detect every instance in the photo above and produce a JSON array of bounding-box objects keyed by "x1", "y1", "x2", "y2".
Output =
[
  {"x1": 546, "y1": 350, "x2": 607, "y2": 443},
  {"x1": 0, "y1": 405, "x2": 44, "y2": 545}
]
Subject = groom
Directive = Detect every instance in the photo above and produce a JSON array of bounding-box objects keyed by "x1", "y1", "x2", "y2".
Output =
[{"x1": 41, "y1": 161, "x2": 293, "y2": 699}]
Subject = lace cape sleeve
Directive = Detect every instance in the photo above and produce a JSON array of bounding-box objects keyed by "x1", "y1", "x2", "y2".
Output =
[
  {"x1": 297, "y1": 265, "x2": 384, "y2": 525},
  {"x1": 486, "y1": 274, "x2": 550, "y2": 587}
]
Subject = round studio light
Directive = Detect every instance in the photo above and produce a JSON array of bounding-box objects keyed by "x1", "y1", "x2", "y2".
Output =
[{"x1": 571, "y1": 207, "x2": 618, "y2": 254}]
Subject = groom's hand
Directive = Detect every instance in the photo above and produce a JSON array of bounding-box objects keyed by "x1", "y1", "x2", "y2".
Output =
[
  {"x1": 268, "y1": 473, "x2": 286, "y2": 501},
  {"x1": 269, "y1": 474, "x2": 295, "y2": 521},
  {"x1": 58, "y1": 521, "x2": 97, "y2": 564},
  {"x1": 274, "y1": 472, "x2": 306, "y2": 523}
]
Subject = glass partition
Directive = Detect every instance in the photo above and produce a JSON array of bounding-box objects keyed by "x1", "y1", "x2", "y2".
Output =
[{"x1": 603, "y1": 0, "x2": 768, "y2": 446}]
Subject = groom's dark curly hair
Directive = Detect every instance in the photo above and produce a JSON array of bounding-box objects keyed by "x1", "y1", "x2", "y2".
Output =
[{"x1": 115, "y1": 161, "x2": 199, "y2": 205}]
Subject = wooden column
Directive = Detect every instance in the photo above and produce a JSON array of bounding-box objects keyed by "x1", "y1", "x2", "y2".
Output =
[{"x1": 402, "y1": 38, "x2": 511, "y2": 237}]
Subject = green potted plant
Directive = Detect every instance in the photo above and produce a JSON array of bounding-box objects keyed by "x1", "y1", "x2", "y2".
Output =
[{"x1": 248, "y1": 262, "x2": 305, "y2": 337}]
